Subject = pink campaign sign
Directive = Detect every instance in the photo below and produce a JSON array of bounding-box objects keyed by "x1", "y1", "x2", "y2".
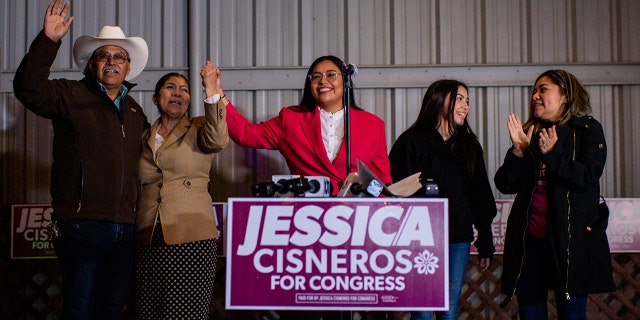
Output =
[
  {"x1": 602, "y1": 198, "x2": 640, "y2": 252},
  {"x1": 11, "y1": 204, "x2": 56, "y2": 259},
  {"x1": 225, "y1": 198, "x2": 449, "y2": 311},
  {"x1": 471, "y1": 198, "x2": 640, "y2": 254}
]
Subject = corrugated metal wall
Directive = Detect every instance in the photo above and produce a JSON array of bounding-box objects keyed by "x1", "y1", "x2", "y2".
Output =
[{"x1": 1, "y1": 0, "x2": 639, "y2": 204}]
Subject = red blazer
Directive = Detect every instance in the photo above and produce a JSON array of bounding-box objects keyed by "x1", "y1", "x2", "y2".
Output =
[{"x1": 226, "y1": 102, "x2": 392, "y2": 194}]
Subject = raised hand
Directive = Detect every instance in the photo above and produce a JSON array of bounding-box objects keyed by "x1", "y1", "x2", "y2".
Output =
[
  {"x1": 43, "y1": 0, "x2": 74, "y2": 42},
  {"x1": 200, "y1": 60, "x2": 223, "y2": 98},
  {"x1": 507, "y1": 113, "x2": 532, "y2": 158}
]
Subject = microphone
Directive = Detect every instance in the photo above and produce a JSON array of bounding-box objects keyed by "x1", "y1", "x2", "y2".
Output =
[
  {"x1": 252, "y1": 181, "x2": 277, "y2": 197},
  {"x1": 254, "y1": 176, "x2": 331, "y2": 197},
  {"x1": 302, "y1": 176, "x2": 331, "y2": 197},
  {"x1": 251, "y1": 179, "x2": 288, "y2": 197},
  {"x1": 307, "y1": 179, "x2": 321, "y2": 193},
  {"x1": 345, "y1": 63, "x2": 358, "y2": 78},
  {"x1": 287, "y1": 177, "x2": 320, "y2": 197},
  {"x1": 349, "y1": 179, "x2": 384, "y2": 197}
]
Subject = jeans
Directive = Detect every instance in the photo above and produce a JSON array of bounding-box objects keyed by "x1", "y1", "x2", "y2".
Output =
[
  {"x1": 53, "y1": 219, "x2": 135, "y2": 320},
  {"x1": 412, "y1": 242, "x2": 471, "y2": 320},
  {"x1": 519, "y1": 295, "x2": 587, "y2": 320},
  {"x1": 556, "y1": 295, "x2": 588, "y2": 320}
]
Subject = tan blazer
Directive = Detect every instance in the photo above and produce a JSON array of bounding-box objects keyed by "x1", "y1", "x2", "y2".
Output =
[{"x1": 136, "y1": 100, "x2": 228, "y2": 245}]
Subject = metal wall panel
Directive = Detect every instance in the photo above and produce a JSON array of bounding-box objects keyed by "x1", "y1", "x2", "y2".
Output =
[
  {"x1": 484, "y1": 0, "x2": 527, "y2": 63},
  {"x1": 620, "y1": 0, "x2": 640, "y2": 60},
  {"x1": 301, "y1": 0, "x2": 346, "y2": 63},
  {"x1": 392, "y1": 0, "x2": 438, "y2": 65},
  {"x1": 2, "y1": 0, "x2": 640, "y2": 206}
]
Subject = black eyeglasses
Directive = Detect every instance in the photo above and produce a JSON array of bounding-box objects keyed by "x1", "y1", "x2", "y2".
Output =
[
  {"x1": 309, "y1": 71, "x2": 341, "y2": 83},
  {"x1": 94, "y1": 52, "x2": 130, "y2": 64}
]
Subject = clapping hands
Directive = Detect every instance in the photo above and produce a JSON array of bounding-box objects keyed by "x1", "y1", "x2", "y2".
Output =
[
  {"x1": 507, "y1": 113, "x2": 532, "y2": 157},
  {"x1": 507, "y1": 113, "x2": 557, "y2": 157}
]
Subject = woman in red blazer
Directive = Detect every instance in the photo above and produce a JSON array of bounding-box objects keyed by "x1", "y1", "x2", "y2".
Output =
[
  {"x1": 223, "y1": 56, "x2": 390, "y2": 319},
  {"x1": 224, "y1": 55, "x2": 392, "y2": 195}
]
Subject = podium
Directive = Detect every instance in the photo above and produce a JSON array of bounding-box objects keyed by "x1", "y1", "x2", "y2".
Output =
[{"x1": 225, "y1": 197, "x2": 449, "y2": 311}]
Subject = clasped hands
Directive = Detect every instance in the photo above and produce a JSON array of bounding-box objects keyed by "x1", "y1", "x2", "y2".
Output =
[{"x1": 200, "y1": 60, "x2": 223, "y2": 98}]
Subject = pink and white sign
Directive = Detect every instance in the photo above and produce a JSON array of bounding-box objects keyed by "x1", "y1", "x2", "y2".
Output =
[
  {"x1": 11, "y1": 204, "x2": 56, "y2": 259},
  {"x1": 471, "y1": 198, "x2": 640, "y2": 254},
  {"x1": 225, "y1": 198, "x2": 449, "y2": 311},
  {"x1": 604, "y1": 198, "x2": 640, "y2": 252}
]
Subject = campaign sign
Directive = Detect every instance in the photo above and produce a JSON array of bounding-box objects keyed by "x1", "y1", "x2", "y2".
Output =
[
  {"x1": 471, "y1": 198, "x2": 640, "y2": 254},
  {"x1": 226, "y1": 198, "x2": 449, "y2": 311},
  {"x1": 11, "y1": 204, "x2": 56, "y2": 259},
  {"x1": 485, "y1": 200, "x2": 512, "y2": 254},
  {"x1": 605, "y1": 198, "x2": 640, "y2": 252}
]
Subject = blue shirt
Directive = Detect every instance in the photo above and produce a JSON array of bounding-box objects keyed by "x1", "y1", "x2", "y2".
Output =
[{"x1": 98, "y1": 83, "x2": 129, "y2": 110}]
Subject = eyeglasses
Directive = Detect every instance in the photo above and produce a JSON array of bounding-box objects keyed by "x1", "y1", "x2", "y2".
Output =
[
  {"x1": 94, "y1": 52, "x2": 130, "y2": 64},
  {"x1": 309, "y1": 71, "x2": 341, "y2": 83}
]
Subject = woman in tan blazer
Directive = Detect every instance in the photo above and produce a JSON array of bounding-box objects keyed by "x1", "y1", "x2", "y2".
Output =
[{"x1": 134, "y1": 61, "x2": 229, "y2": 319}]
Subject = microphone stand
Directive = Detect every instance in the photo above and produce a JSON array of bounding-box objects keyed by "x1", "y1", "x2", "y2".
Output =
[
  {"x1": 340, "y1": 63, "x2": 356, "y2": 320},
  {"x1": 343, "y1": 68, "x2": 354, "y2": 176}
]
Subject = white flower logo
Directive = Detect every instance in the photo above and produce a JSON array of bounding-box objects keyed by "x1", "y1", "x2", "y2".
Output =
[{"x1": 413, "y1": 249, "x2": 439, "y2": 275}]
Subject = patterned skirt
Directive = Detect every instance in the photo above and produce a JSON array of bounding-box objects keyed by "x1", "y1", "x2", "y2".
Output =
[{"x1": 135, "y1": 219, "x2": 217, "y2": 320}]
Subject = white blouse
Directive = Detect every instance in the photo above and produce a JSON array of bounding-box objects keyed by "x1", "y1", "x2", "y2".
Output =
[{"x1": 319, "y1": 106, "x2": 344, "y2": 162}]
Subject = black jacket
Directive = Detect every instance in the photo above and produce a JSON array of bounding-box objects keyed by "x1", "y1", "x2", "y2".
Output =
[
  {"x1": 13, "y1": 31, "x2": 148, "y2": 224},
  {"x1": 389, "y1": 126, "x2": 497, "y2": 258},
  {"x1": 494, "y1": 116, "x2": 615, "y2": 298}
]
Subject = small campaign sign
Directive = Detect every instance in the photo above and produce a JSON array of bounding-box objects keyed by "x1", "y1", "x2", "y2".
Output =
[
  {"x1": 604, "y1": 198, "x2": 640, "y2": 252},
  {"x1": 11, "y1": 204, "x2": 56, "y2": 259},
  {"x1": 471, "y1": 198, "x2": 640, "y2": 254},
  {"x1": 225, "y1": 198, "x2": 449, "y2": 311},
  {"x1": 10, "y1": 202, "x2": 228, "y2": 259}
]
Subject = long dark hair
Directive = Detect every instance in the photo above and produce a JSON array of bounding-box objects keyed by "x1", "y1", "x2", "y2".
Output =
[
  {"x1": 524, "y1": 69, "x2": 591, "y2": 134},
  {"x1": 298, "y1": 55, "x2": 359, "y2": 111},
  {"x1": 411, "y1": 79, "x2": 479, "y2": 176}
]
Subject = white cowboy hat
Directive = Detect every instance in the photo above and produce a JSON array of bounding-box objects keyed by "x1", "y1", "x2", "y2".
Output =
[{"x1": 73, "y1": 26, "x2": 148, "y2": 81}]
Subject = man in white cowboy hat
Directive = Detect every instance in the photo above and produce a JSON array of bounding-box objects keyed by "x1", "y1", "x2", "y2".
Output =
[{"x1": 13, "y1": 0, "x2": 149, "y2": 319}]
